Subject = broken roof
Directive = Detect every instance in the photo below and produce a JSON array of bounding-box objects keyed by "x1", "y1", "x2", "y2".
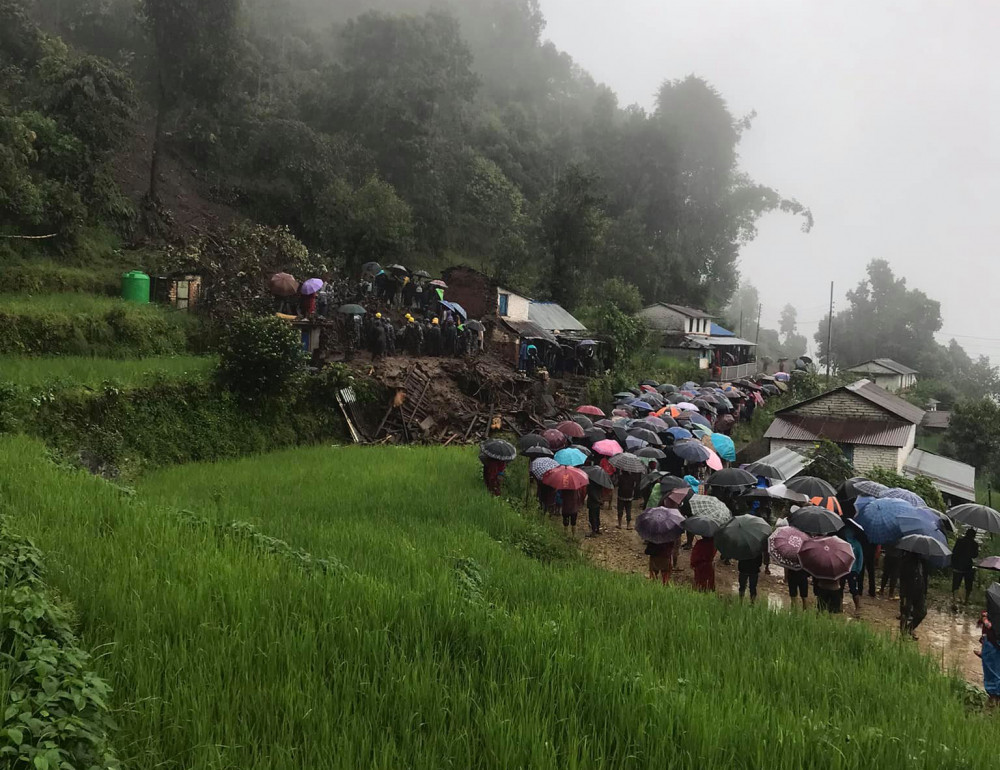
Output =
[
  {"x1": 500, "y1": 318, "x2": 558, "y2": 345},
  {"x1": 846, "y1": 358, "x2": 918, "y2": 376},
  {"x1": 776, "y1": 379, "x2": 925, "y2": 425},
  {"x1": 765, "y1": 415, "x2": 915, "y2": 448},
  {"x1": 527, "y1": 302, "x2": 588, "y2": 332},
  {"x1": 903, "y1": 449, "x2": 975, "y2": 502}
]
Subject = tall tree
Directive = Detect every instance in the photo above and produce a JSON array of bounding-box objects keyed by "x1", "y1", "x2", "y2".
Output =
[{"x1": 779, "y1": 304, "x2": 798, "y2": 338}]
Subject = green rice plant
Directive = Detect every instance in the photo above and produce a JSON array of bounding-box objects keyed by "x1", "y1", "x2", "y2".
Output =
[
  {"x1": 0, "y1": 356, "x2": 215, "y2": 390},
  {"x1": 2, "y1": 437, "x2": 999, "y2": 769}
]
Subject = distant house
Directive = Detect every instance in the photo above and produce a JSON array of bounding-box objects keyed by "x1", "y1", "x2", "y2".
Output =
[
  {"x1": 638, "y1": 304, "x2": 758, "y2": 379},
  {"x1": 442, "y1": 266, "x2": 499, "y2": 320},
  {"x1": 764, "y1": 379, "x2": 924, "y2": 473},
  {"x1": 920, "y1": 410, "x2": 952, "y2": 433},
  {"x1": 638, "y1": 303, "x2": 713, "y2": 336},
  {"x1": 844, "y1": 359, "x2": 918, "y2": 392}
]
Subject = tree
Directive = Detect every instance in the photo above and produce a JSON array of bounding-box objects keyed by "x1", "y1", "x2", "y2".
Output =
[
  {"x1": 723, "y1": 282, "x2": 760, "y2": 338},
  {"x1": 779, "y1": 304, "x2": 797, "y2": 339},
  {"x1": 540, "y1": 165, "x2": 608, "y2": 309},
  {"x1": 804, "y1": 439, "x2": 855, "y2": 487},
  {"x1": 866, "y1": 467, "x2": 947, "y2": 513},
  {"x1": 941, "y1": 398, "x2": 1000, "y2": 482},
  {"x1": 218, "y1": 315, "x2": 307, "y2": 404}
]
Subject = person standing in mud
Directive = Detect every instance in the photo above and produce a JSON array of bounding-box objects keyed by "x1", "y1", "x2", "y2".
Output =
[
  {"x1": 442, "y1": 319, "x2": 457, "y2": 357},
  {"x1": 616, "y1": 470, "x2": 640, "y2": 530},
  {"x1": 880, "y1": 545, "x2": 901, "y2": 599},
  {"x1": 561, "y1": 485, "x2": 582, "y2": 537},
  {"x1": 690, "y1": 536, "x2": 716, "y2": 592},
  {"x1": 899, "y1": 550, "x2": 928, "y2": 639},
  {"x1": 384, "y1": 317, "x2": 397, "y2": 356},
  {"x1": 951, "y1": 528, "x2": 980, "y2": 605},
  {"x1": 426, "y1": 318, "x2": 442, "y2": 356},
  {"x1": 645, "y1": 540, "x2": 675, "y2": 584},
  {"x1": 370, "y1": 314, "x2": 387, "y2": 361},
  {"x1": 976, "y1": 601, "x2": 1000, "y2": 704}
]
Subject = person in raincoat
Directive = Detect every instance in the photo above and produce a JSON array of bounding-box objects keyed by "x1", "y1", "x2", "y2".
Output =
[
  {"x1": 480, "y1": 454, "x2": 506, "y2": 497},
  {"x1": 976, "y1": 609, "x2": 1000, "y2": 703},
  {"x1": 690, "y1": 536, "x2": 716, "y2": 592}
]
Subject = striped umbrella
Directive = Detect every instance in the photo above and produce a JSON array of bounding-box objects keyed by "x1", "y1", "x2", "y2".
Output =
[
  {"x1": 609, "y1": 453, "x2": 646, "y2": 474},
  {"x1": 880, "y1": 487, "x2": 927, "y2": 508}
]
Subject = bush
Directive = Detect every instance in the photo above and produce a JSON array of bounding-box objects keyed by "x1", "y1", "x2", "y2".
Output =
[{"x1": 217, "y1": 315, "x2": 307, "y2": 403}]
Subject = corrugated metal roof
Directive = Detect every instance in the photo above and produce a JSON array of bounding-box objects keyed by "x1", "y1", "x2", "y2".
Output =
[
  {"x1": 847, "y1": 358, "x2": 918, "y2": 376},
  {"x1": 749, "y1": 446, "x2": 813, "y2": 480},
  {"x1": 845, "y1": 380, "x2": 925, "y2": 424},
  {"x1": 903, "y1": 449, "x2": 975, "y2": 502},
  {"x1": 528, "y1": 302, "x2": 588, "y2": 332},
  {"x1": 921, "y1": 411, "x2": 952, "y2": 430},
  {"x1": 764, "y1": 415, "x2": 915, "y2": 447},
  {"x1": 501, "y1": 319, "x2": 558, "y2": 344},
  {"x1": 705, "y1": 335, "x2": 757, "y2": 347},
  {"x1": 643, "y1": 303, "x2": 714, "y2": 319}
]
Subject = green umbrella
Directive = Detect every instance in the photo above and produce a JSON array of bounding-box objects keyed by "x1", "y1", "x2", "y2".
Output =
[
  {"x1": 338, "y1": 304, "x2": 367, "y2": 315},
  {"x1": 715, "y1": 515, "x2": 772, "y2": 561}
]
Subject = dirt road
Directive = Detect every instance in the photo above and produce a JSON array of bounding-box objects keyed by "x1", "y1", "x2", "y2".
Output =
[{"x1": 576, "y1": 503, "x2": 985, "y2": 686}]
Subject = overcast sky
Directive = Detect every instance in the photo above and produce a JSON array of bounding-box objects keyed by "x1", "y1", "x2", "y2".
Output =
[{"x1": 540, "y1": 0, "x2": 1000, "y2": 359}]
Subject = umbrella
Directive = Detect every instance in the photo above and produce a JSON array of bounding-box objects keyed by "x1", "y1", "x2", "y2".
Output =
[
  {"x1": 676, "y1": 402, "x2": 699, "y2": 412},
  {"x1": 666, "y1": 427, "x2": 693, "y2": 441},
  {"x1": 430, "y1": 279, "x2": 448, "y2": 288},
  {"x1": 338, "y1": 303, "x2": 367, "y2": 315},
  {"x1": 896, "y1": 534, "x2": 952, "y2": 561},
  {"x1": 672, "y1": 439, "x2": 712, "y2": 464},
  {"x1": 947, "y1": 504, "x2": 1000, "y2": 534},
  {"x1": 583, "y1": 466, "x2": 614, "y2": 489},
  {"x1": 896, "y1": 505, "x2": 946, "y2": 538},
  {"x1": 715, "y1": 515, "x2": 772, "y2": 561},
  {"x1": 638, "y1": 416, "x2": 670, "y2": 431},
  {"x1": 542, "y1": 429, "x2": 568, "y2": 450},
  {"x1": 360, "y1": 261, "x2": 382, "y2": 276},
  {"x1": 531, "y1": 458, "x2": 559, "y2": 480},
  {"x1": 855, "y1": 498, "x2": 911, "y2": 544},
  {"x1": 849, "y1": 479, "x2": 890, "y2": 498},
  {"x1": 688, "y1": 495, "x2": 733, "y2": 524},
  {"x1": 809, "y1": 495, "x2": 844, "y2": 515},
  {"x1": 412, "y1": 270, "x2": 431, "y2": 279},
  {"x1": 571, "y1": 415, "x2": 594, "y2": 430},
  {"x1": 269, "y1": 272, "x2": 299, "y2": 297},
  {"x1": 614, "y1": 392, "x2": 636, "y2": 400},
  {"x1": 300, "y1": 278, "x2": 324, "y2": 295},
  {"x1": 625, "y1": 436, "x2": 649, "y2": 451},
  {"x1": 837, "y1": 477, "x2": 873, "y2": 501},
  {"x1": 658, "y1": 384, "x2": 679, "y2": 393},
  {"x1": 594, "y1": 419, "x2": 614, "y2": 430},
  {"x1": 577, "y1": 405, "x2": 606, "y2": 417},
  {"x1": 544, "y1": 420, "x2": 559, "y2": 429},
  {"x1": 744, "y1": 461, "x2": 786, "y2": 480},
  {"x1": 553, "y1": 448, "x2": 587, "y2": 467},
  {"x1": 611, "y1": 426, "x2": 630, "y2": 445},
  {"x1": 627, "y1": 400, "x2": 655, "y2": 413},
  {"x1": 584, "y1": 427, "x2": 606, "y2": 444},
  {"x1": 769, "y1": 526, "x2": 810, "y2": 570},
  {"x1": 685, "y1": 413, "x2": 713, "y2": 430},
  {"x1": 609, "y1": 453, "x2": 646, "y2": 474},
  {"x1": 639, "y1": 470, "x2": 668, "y2": 492},
  {"x1": 518, "y1": 434, "x2": 549, "y2": 452},
  {"x1": 682, "y1": 516, "x2": 727, "y2": 537},
  {"x1": 786, "y1": 476, "x2": 838, "y2": 498},
  {"x1": 386, "y1": 264, "x2": 409, "y2": 275},
  {"x1": 635, "y1": 507, "x2": 685, "y2": 544},
  {"x1": 524, "y1": 446, "x2": 554, "y2": 459},
  {"x1": 637, "y1": 447, "x2": 667, "y2": 460},
  {"x1": 628, "y1": 428, "x2": 662, "y2": 446},
  {"x1": 764, "y1": 484, "x2": 811, "y2": 503},
  {"x1": 799, "y1": 536, "x2": 855, "y2": 580},
  {"x1": 788, "y1": 505, "x2": 844, "y2": 536},
  {"x1": 542, "y1": 466, "x2": 589, "y2": 491},
  {"x1": 707, "y1": 468, "x2": 757, "y2": 489},
  {"x1": 880, "y1": 487, "x2": 926, "y2": 508},
  {"x1": 709, "y1": 434, "x2": 736, "y2": 462},
  {"x1": 988, "y1": 583, "x2": 1000, "y2": 631},
  {"x1": 592, "y1": 439, "x2": 623, "y2": 457},
  {"x1": 640, "y1": 379, "x2": 659, "y2": 387},
  {"x1": 556, "y1": 421, "x2": 585, "y2": 439},
  {"x1": 978, "y1": 557, "x2": 1000, "y2": 572},
  {"x1": 465, "y1": 320, "x2": 485, "y2": 332},
  {"x1": 480, "y1": 439, "x2": 516, "y2": 462}
]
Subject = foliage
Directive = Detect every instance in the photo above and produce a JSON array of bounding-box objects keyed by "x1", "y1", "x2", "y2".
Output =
[
  {"x1": 598, "y1": 277, "x2": 643, "y2": 314},
  {"x1": 217, "y1": 315, "x2": 306, "y2": 403},
  {"x1": 595, "y1": 303, "x2": 648, "y2": 370},
  {"x1": 0, "y1": 517, "x2": 120, "y2": 770},
  {"x1": 866, "y1": 467, "x2": 948, "y2": 513},
  {"x1": 3, "y1": 437, "x2": 999, "y2": 768},
  {"x1": 0, "y1": 293, "x2": 199, "y2": 357},
  {"x1": 803, "y1": 439, "x2": 856, "y2": 487},
  {"x1": 941, "y1": 398, "x2": 1000, "y2": 485},
  {"x1": 0, "y1": 354, "x2": 214, "y2": 389}
]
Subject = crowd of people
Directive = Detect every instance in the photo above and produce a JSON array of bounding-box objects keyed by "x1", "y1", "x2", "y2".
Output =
[{"x1": 478, "y1": 374, "x2": 1000, "y2": 703}]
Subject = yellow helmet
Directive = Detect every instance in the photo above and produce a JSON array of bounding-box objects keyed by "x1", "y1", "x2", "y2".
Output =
[
  {"x1": 375, "y1": 313, "x2": 382, "y2": 319},
  {"x1": 432, "y1": 318, "x2": 439, "y2": 325}
]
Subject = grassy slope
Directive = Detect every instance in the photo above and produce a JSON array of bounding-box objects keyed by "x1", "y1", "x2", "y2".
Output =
[
  {"x1": 0, "y1": 355, "x2": 215, "y2": 388},
  {"x1": 4, "y1": 438, "x2": 998, "y2": 769}
]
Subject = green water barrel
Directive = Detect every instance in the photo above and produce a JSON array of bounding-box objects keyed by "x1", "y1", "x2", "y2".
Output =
[{"x1": 121, "y1": 270, "x2": 150, "y2": 304}]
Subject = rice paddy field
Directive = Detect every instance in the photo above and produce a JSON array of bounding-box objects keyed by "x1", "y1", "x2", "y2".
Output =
[
  {"x1": 3, "y1": 436, "x2": 1000, "y2": 769},
  {"x1": 0, "y1": 355, "x2": 215, "y2": 389}
]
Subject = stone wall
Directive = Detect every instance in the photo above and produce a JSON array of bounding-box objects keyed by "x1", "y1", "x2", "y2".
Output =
[
  {"x1": 786, "y1": 391, "x2": 889, "y2": 420},
  {"x1": 854, "y1": 445, "x2": 904, "y2": 474},
  {"x1": 442, "y1": 267, "x2": 496, "y2": 321}
]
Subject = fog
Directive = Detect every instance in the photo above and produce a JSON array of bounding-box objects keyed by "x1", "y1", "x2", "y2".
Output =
[{"x1": 541, "y1": 0, "x2": 1000, "y2": 358}]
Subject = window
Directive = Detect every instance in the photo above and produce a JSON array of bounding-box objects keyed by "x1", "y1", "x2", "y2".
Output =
[
  {"x1": 837, "y1": 443, "x2": 855, "y2": 464},
  {"x1": 498, "y1": 294, "x2": 509, "y2": 316}
]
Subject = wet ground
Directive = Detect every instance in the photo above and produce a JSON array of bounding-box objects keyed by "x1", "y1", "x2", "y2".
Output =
[{"x1": 574, "y1": 503, "x2": 984, "y2": 686}]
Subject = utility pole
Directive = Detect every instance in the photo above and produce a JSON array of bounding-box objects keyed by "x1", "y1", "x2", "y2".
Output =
[
  {"x1": 826, "y1": 281, "x2": 834, "y2": 385},
  {"x1": 754, "y1": 304, "x2": 762, "y2": 346},
  {"x1": 739, "y1": 310, "x2": 744, "y2": 338}
]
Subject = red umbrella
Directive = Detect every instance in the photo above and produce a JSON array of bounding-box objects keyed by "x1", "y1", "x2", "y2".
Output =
[
  {"x1": 768, "y1": 526, "x2": 810, "y2": 570},
  {"x1": 799, "y1": 536, "x2": 855, "y2": 580},
  {"x1": 542, "y1": 466, "x2": 589, "y2": 491},
  {"x1": 556, "y1": 420, "x2": 586, "y2": 439},
  {"x1": 577, "y1": 405, "x2": 606, "y2": 417},
  {"x1": 541, "y1": 429, "x2": 568, "y2": 450}
]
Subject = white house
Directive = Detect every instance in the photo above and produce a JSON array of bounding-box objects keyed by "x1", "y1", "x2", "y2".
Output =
[
  {"x1": 637, "y1": 303, "x2": 713, "y2": 336},
  {"x1": 844, "y1": 359, "x2": 918, "y2": 393},
  {"x1": 497, "y1": 287, "x2": 531, "y2": 323}
]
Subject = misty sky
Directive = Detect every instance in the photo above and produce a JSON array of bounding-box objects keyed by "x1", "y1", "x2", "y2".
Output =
[{"x1": 541, "y1": 0, "x2": 1000, "y2": 360}]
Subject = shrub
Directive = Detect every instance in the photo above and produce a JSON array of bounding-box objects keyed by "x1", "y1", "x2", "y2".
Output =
[
  {"x1": 217, "y1": 315, "x2": 306, "y2": 403},
  {"x1": 867, "y1": 467, "x2": 947, "y2": 512}
]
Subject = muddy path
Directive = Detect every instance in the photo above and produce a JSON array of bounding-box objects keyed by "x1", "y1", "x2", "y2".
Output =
[{"x1": 574, "y1": 503, "x2": 984, "y2": 687}]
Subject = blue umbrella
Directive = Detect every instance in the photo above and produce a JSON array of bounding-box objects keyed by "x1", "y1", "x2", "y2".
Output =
[
  {"x1": 625, "y1": 435, "x2": 649, "y2": 451},
  {"x1": 854, "y1": 495, "x2": 876, "y2": 515},
  {"x1": 710, "y1": 434, "x2": 736, "y2": 462},
  {"x1": 855, "y1": 498, "x2": 910, "y2": 544},
  {"x1": 880, "y1": 487, "x2": 926, "y2": 508},
  {"x1": 686, "y1": 413, "x2": 713, "y2": 429},
  {"x1": 896, "y1": 505, "x2": 943, "y2": 538},
  {"x1": 554, "y1": 448, "x2": 587, "y2": 467},
  {"x1": 672, "y1": 439, "x2": 712, "y2": 463},
  {"x1": 627, "y1": 400, "x2": 655, "y2": 413},
  {"x1": 667, "y1": 427, "x2": 693, "y2": 441}
]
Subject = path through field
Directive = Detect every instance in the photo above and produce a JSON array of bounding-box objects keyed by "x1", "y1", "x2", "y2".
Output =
[{"x1": 576, "y1": 503, "x2": 984, "y2": 686}]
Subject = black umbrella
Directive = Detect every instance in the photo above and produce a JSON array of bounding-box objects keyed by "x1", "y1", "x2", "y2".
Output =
[
  {"x1": 657, "y1": 384, "x2": 678, "y2": 394},
  {"x1": 637, "y1": 447, "x2": 667, "y2": 460},
  {"x1": 715, "y1": 515, "x2": 772, "y2": 560},
  {"x1": 360, "y1": 261, "x2": 381, "y2": 276},
  {"x1": 628, "y1": 428, "x2": 662, "y2": 446},
  {"x1": 611, "y1": 426, "x2": 630, "y2": 445},
  {"x1": 788, "y1": 505, "x2": 844, "y2": 536},
  {"x1": 480, "y1": 439, "x2": 516, "y2": 462},
  {"x1": 707, "y1": 468, "x2": 758, "y2": 489},
  {"x1": 896, "y1": 534, "x2": 952, "y2": 561},
  {"x1": 744, "y1": 461, "x2": 786, "y2": 480},
  {"x1": 836, "y1": 477, "x2": 871, "y2": 502},
  {"x1": 639, "y1": 470, "x2": 668, "y2": 492},
  {"x1": 583, "y1": 466, "x2": 614, "y2": 489},
  {"x1": 412, "y1": 270, "x2": 431, "y2": 279},
  {"x1": 571, "y1": 414, "x2": 595, "y2": 430},
  {"x1": 682, "y1": 516, "x2": 725, "y2": 538},
  {"x1": 524, "y1": 446, "x2": 554, "y2": 459},
  {"x1": 518, "y1": 434, "x2": 549, "y2": 452},
  {"x1": 386, "y1": 264, "x2": 410, "y2": 275},
  {"x1": 465, "y1": 320, "x2": 485, "y2": 332},
  {"x1": 640, "y1": 379, "x2": 659, "y2": 387},
  {"x1": 584, "y1": 427, "x2": 606, "y2": 444},
  {"x1": 543, "y1": 420, "x2": 559, "y2": 430},
  {"x1": 786, "y1": 476, "x2": 838, "y2": 498},
  {"x1": 338, "y1": 304, "x2": 367, "y2": 315},
  {"x1": 947, "y1": 504, "x2": 1000, "y2": 535}
]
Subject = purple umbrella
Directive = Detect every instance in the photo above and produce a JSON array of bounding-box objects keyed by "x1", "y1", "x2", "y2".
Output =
[
  {"x1": 769, "y1": 526, "x2": 810, "y2": 570},
  {"x1": 300, "y1": 278, "x2": 324, "y2": 295},
  {"x1": 978, "y1": 557, "x2": 1000, "y2": 572},
  {"x1": 635, "y1": 507, "x2": 685, "y2": 544},
  {"x1": 799, "y1": 536, "x2": 855, "y2": 580}
]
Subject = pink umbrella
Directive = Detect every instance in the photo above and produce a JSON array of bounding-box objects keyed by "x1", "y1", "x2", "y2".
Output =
[
  {"x1": 705, "y1": 447, "x2": 723, "y2": 471},
  {"x1": 577, "y1": 405, "x2": 606, "y2": 417},
  {"x1": 612, "y1": 409, "x2": 630, "y2": 417},
  {"x1": 640, "y1": 385, "x2": 657, "y2": 393},
  {"x1": 799, "y1": 536, "x2": 855, "y2": 580},
  {"x1": 769, "y1": 526, "x2": 810, "y2": 570},
  {"x1": 592, "y1": 439, "x2": 624, "y2": 457},
  {"x1": 430, "y1": 279, "x2": 448, "y2": 288}
]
